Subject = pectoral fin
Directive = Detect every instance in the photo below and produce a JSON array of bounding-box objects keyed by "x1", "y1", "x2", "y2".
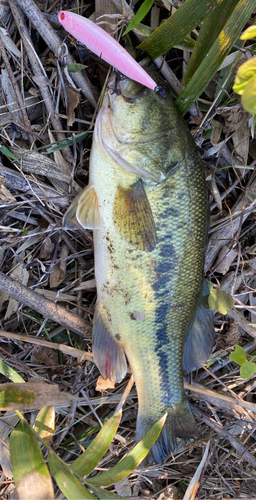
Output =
[
  {"x1": 113, "y1": 179, "x2": 157, "y2": 251},
  {"x1": 182, "y1": 282, "x2": 215, "y2": 372},
  {"x1": 63, "y1": 185, "x2": 101, "y2": 230},
  {"x1": 92, "y1": 304, "x2": 127, "y2": 383}
]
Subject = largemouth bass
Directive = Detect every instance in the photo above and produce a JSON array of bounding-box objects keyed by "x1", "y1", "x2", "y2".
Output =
[{"x1": 64, "y1": 73, "x2": 214, "y2": 463}]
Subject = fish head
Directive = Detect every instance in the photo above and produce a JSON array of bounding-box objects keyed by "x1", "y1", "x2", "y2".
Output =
[{"x1": 102, "y1": 72, "x2": 196, "y2": 181}]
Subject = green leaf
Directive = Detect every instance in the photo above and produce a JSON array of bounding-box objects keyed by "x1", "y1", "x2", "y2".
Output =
[
  {"x1": 240, "y1": 24, "x2": 256, "y2": 40},
  {"x1": 123, "y1": 0, "x2": 154, "y2": 36},
  {"x1": 71, "y1": 410, "x2": 122, "y2": 476},
  {"x1": 241, "y1": 76, "x2": 256, "y2": 113},
  {"x1": 208, "y1": 288, "x2": 235, "y2": 315},
  {"x1": 240, "y1": 361, "x2": 256, "y2": 378},
  {"x1": 214, "y1": 37, "x2": 244, "y2": 107},
  {"x1": 68, "y1": 63, "x2": 88, "y2": 73},
  {"x1": 247, "y1": 189, "x2": 256, "y2": 201},
  {"x1": 10, "y1": 420, "x2": 54, "y2": 500},
  {"x1": 87, "y1": 414, "x2": 166, "y2": 487},
  {"x1": 233, "y1": 58, "x2": 256, "y2": 95},
  {"x1": 0, "y1": 360, "x2": 25, "y2": 383},
  {"x1": 34, "y1": 406, "x2": 55, "y2": 443},
  {"x1": 138, "y1": 0, "x2": 218, "y2": 59},
  {"x1": 89, "y1": 485, "x2": 126, "y2": 499},
  {"x1": 0, "y1": 145, "x2": 18, "y2": 160},
  {"x1": 229, "y1": 345, "x2": 246, "y2": 366},
  {"x1": 184, "y1": 0, "x2": 240, "y2": 85},
  {"x1": 46, "y1": 130, "x2": 88, "y2": 153},
  {"x1": 176, "y1": 0, "x2": 256, "y2": 115},
  {"x1": 48, "y1": 451, "x2": 96, "y2": 500}
]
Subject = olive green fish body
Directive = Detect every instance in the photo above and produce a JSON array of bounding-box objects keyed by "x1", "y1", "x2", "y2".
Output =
[{"x1": 63, "y1": 76, "x2": 213, "y2": 462}]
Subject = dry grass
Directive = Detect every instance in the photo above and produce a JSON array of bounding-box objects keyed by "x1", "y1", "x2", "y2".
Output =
[{"x1": 1, "y1": 1, "x2": 256, "y2": 499}]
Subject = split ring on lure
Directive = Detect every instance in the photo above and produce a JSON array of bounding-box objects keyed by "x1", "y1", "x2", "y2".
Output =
[{"x1": 58, "y1": 11, "x2": 157, "y2": 91}]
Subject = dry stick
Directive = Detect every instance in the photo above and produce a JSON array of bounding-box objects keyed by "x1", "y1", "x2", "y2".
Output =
[
  {"x1": 8, "y1": 0, "x2": 73, "y2": 164},
  {"x1": 19, "y1": 0, "x2": 97, "y2": 108},
  {"x1": 205, "y1": 171, "x2": 256, "y2": 272},
  {"x1": 0, "y1": 31, "x2": 33, "y2": 145},
  {"x1": 0, "y1": 271, "x2": 91, "y2": 338},
  {"x1": 0, "y1": 163, "x2": 70, "y2": 209},
  {"x1": 0, "y1": 329, "x2": 93, "y2": 361},
  {"x1": 183, "y1": 440, "x2": 210, "y2": 500},
  {"x1": 192, "y1": 405, "x2": 256, "y2": 469},
  {"x1": 185, "y1": 382, "x2": 256, "y2": 415},
  {"x1": 227, "y1": 308, "x2": 256, "y2": 338}
]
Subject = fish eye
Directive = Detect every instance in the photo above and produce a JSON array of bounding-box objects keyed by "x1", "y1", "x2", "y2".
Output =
[{"x1": 154, "y1": 83, "x2": 168, "y2": 97}]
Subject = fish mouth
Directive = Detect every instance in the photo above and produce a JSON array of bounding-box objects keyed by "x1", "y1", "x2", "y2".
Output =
[{"x1": 107, "y1": 72, "x2": 145, "y2": 102}]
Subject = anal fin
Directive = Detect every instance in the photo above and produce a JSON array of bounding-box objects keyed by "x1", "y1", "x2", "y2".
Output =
[
  {"x1": 183, "y1": 282, "x2": 215, "y2": 372},
  {"x1": 113, "y1": 179, "x2": 156, "y2": 252},
  {"x1": 92, "y1": 304, "x2": 127, "y2": 383},
  {"x1": 63, "y1": 185, "x2": 101, "y2": 230}
]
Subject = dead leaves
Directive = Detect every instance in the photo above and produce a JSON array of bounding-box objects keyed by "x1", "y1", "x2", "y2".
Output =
[
  {"x1": 66, "y1": 85, "x2": 80, "y2": 127},
  {"x1": 0, "y1": 176, "x2": 16, "y2": 203},
  {"x1": 96, "y1": 375, "x2": 115, "y2": 391}
]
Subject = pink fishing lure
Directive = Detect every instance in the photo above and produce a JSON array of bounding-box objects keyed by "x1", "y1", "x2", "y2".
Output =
[{"x1": 58, "y1": 11, "x2": 156, "y2": 91}]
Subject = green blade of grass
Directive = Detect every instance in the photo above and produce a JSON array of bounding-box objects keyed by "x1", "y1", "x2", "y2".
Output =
[
  {"x1": 124, "y1": 0, "x2": 154, "y2": 36},
  {"x1": 138, "y1": 0, "x2": 218, "y2": 59},
  {"x1": 86, "y1": 414, "x2": 166, "y2": 487},
  {"x1": 34, "y1": 406, "x2": 55, "y2": 443},
  {"x1": 10, "y1": 420, "x2": 54, "y2": 500},
  {"x1": 89, "y1": 485, "x2": 127, "y2": 499},
  {"x1": 48, "y1": 451, "x2": 96, "y2": 499},
  {"x1": 183, "y1": 0, "x2": 240, "y2": 85},
  {"x1": 0, "y1": 360, "x2": 25, "y2": 383},
  {"x1": 70, "y1": 410, "x2": 122, "y2": 477},
  {"x1": 14, "y1": 412, "x2": 96, "y2": 500},
  {"x1": 46, "y1": 130, "x2": 88, "y2": 153},
  {"x1": 0, "y1": 145, "x2": 17, "y2": 160},
  {"x1": 176, "y1": 0, "x2": 256, "y2": 115}
]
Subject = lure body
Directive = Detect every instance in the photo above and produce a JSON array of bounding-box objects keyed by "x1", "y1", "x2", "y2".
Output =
[{"x1": 58, "y1": 11, "x2": 156, "y2": 90}]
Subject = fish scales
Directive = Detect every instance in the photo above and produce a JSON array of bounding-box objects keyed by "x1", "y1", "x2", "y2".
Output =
[{"x1": 63, "y1": 74, "x2": 214, "y2": 463}]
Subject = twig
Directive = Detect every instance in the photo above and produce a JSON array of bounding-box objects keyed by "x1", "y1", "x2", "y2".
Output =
[
  {"x1": 8, "y1": 0, "x2": 74, "y2": 163},
  {"x1": 115, "y1": 374, "x2": 135, "y2": 413},
  {"x1": 0, "y1": 329, "x2": 93, "y2": 361},
  {"x1": 0, "y1": 272, "x2": 92, "y2": 338},
  {"x1": 192, "y1": 405, "x2": 256, "y2": 469},
  {"x1": 205, "y1": 171, "x2": 256, "y2": 272},
  {"x1": 19, "y1": 0, "x2": 97, "y2": 107},
  {"x1": 185, "y1": 382, "x2": 256, "y2": 416},
  {"x1": 227, "y1": 308, "x2": 256, "y2": 338},
  {"x1": 0, "y1": 29, "x2": 33, "y2": 145},
  {"x1": 183, "y1": 440, "x2": 210, "y2": 500},
  {"x1": 0, "y1": 163, "x2": 70, "y2": 209}
]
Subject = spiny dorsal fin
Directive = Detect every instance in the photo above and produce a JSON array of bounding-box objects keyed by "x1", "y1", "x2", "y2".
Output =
[
  {"x1": 63, "y1": 185, "x2": 101, "y2": 230},
  {"x1": 113, "y1": 179, "x2": 156, "y2": 252}
]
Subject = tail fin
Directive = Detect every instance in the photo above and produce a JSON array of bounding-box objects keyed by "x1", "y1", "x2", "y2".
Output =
[{"x1": 136, "y1": 399, "x2": 198, "y2": 464}]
